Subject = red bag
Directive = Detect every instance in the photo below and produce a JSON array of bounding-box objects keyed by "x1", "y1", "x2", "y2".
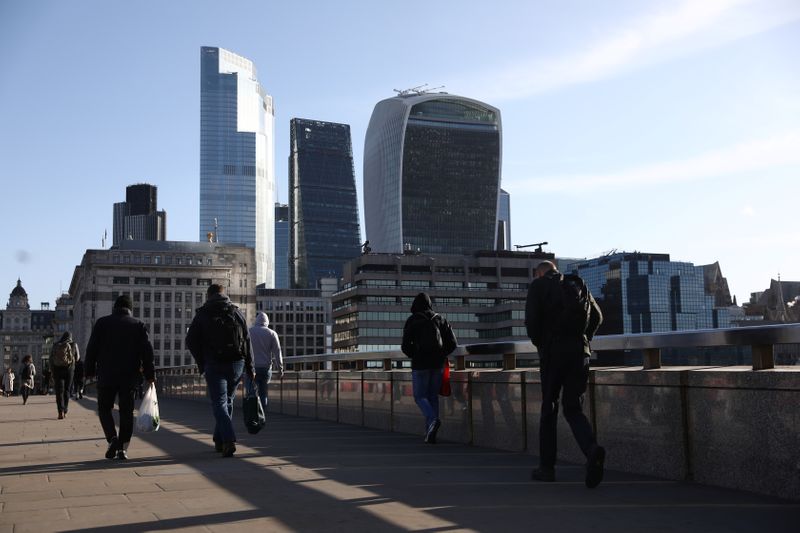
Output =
[{"x1": 439, "y1": 363, "x2": 452, "y2": 397}]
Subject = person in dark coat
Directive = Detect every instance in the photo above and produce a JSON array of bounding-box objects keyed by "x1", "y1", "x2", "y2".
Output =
[
  {"x1": 186, "y1": 284, "x2": 254, "y2": 457},
  {"x1": 72, "y1": 358, "x2": 85, "y2": 399},
  {"x1": 85, "y1": 295, "x2": 155, "y2": 460},
  {"x1": 401, "y1": 292, "x2": 457, "y2": 444},
  {"x1": 50, "y1": 331, "x2": 79, "y2": 418},
  {"x1": 525, "y1": 260, "x2": 605, "y2": 488}
]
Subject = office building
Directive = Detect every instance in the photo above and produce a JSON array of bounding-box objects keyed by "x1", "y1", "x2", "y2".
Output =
[
  {"x1": 199, "y1": 46, "x2": 275, "y2": 287},
  {"x1": 289, "y1": 118, "x2": 361, "y2": 289},
  {"x1": 112, "y1": 183, "x2": 166, "y2": 246},
  {"x1": 274, "y1": 203, "x2": 289, "y2": 289},
  {"x1": 497, "y1": 188, "x2": 511, "y2": 250},
  {"x1": 256, "y1": 286, "x2": 333, "y2": 357},
  {"x1": 68, "y1": 241, "x2": 256, "y2": 369},
  {"x1": 364, "y1": 92, "x2": 501, "y2": 255}
]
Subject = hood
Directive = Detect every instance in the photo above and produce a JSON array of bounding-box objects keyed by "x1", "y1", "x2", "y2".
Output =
[
  {"x1": 59, "y1": 331, "x2": 72, "y2": 343},
  {"x1": 203, "y1": 293, "x2": 232, "y2": 310},
  {"x1": 411, "y1": 292, "x2": 433, "y2": 314},
  {"x1": 255, "y1": 312, "x2": 269, "y2": 327}
]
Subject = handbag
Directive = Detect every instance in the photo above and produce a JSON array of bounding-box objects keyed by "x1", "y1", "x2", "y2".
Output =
[
  {"x1": 136, "y1": 383, "x2": 160, "y2": 432},
  {"x1": 242, "y1": 379, "x2": 266, "y2": 434},
  {"x1": 439, "y1": 362, "x2": 452, "y2": 397}
]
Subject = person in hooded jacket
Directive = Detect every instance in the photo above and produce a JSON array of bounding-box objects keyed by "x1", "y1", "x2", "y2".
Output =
[
  {"x1": 248, "y1": 312, "x2": 283, "y2": 416},
  {"x1": 50, "y1": 331, "x2": 79, "y2": 418},
  {"x1": 401, "y1": 292, "x2": 458, "y2": 444}
]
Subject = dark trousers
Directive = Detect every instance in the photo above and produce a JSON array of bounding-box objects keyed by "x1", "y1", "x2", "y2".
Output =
[
  {"x1": 52, "y1": 366, "x2": 74, "y2": 414},
  {"x1": 21, "y1": 386, "x2": 31, "y2": 403},
  {"x1": 539, "y1": 343, "x2": 597, "y2": 468},
  {"x1": 97, "y1": 385, "x2": 136, "y2": 445}
]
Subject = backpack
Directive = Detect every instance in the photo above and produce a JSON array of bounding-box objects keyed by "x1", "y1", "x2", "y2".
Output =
[
  {"x1": 208, "y1": 305, "x2": 247, "y2": 361},
  {"x1": 415, "y1": 312, "x2": 444, "y2": 357},
  {"x1": 52, "y1": 342, "x2": 75, "y2": 367},
  {"x1": 558, "y1": 274, "x2": 592, "y2": 337}
]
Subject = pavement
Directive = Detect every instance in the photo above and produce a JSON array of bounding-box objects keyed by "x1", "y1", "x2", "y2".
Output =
[{"x1": 0, "y1": 392, "x2": 797, "y2": 532}]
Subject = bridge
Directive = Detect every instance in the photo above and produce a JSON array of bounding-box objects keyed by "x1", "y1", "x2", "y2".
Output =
[{"x1": 1, "y1": 325, "x2": 799, "y2": 531}]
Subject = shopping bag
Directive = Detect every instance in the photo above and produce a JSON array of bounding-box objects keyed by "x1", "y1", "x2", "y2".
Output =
[
  {"x1": 439, "y1": 362, "x2": 452, "y2": 397},
  {"x1": 136, "y1": 383, "x2": 160, "y2": 432},
  {"x1": 243, "y1": 380, "x2": 265, "y2": 434}
]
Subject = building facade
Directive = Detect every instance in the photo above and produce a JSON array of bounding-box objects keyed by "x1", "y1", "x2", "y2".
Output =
[
  {"x1": 363, "y1": 92, "x2": 502, "y2": 255},
  {"x1": 255, "y1": 287, "x2": 333, "y2": 357},
  {"x1": 289, "y1": 118, "x2": 361, "y2": 289},
  {"x1": 497, "y1": 188, "x2": 511, "y2": 251},
  {"x1": 0, "y1": 280, "x2": 54, "y2": 377},
  {"x1": 199, "y1": 46, "x2": 275, "y2": 287},
  {"x1": 331, "y1": 251, "x2": 551, "y2": 353},
  {"x1": 69, "y1": 241, "x2": 256, "y2": 369},
  {"x1": 274, "y1": 203, "x2": 289, "y2": 289},
  {"x1": 113, "y1": 183, "x2": 167, "y2": 246}
]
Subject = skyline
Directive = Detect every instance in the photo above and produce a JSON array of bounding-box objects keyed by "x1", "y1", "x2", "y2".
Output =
[{"x1": 1, "y1": 0, "x2": 799, "y2": 307}]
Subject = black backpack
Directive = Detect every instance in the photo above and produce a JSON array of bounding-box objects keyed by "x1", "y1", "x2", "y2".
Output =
[
  {"x1": 415, "y1": 312, "x2": 444, "y2": 357},
  {"x1": 558, "y1": 274, "x2": 592, "y2": 337},
  {"x1": 208, "y1": 305, "x2": 247, "y2": 361}
]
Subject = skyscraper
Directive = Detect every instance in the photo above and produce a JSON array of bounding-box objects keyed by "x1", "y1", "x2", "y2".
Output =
[
  {"x1": 289, "y1": 118, "x2": 361, "y2": 289},
  {"x1": 274, "y1": 203, "x2": 289, "y2": 289},
  {"x1": 199, "y1": 46, "x2": 275, "y2": 287},
  {"x1": 112, "y1": 183, "x2": 166, "y2": 247},
  {"x1": 364, "y1": 92, "x2": 502, "y2": 255},
  {"x1": 497, "y1": 188, "x2": 511, "y2": 251}
]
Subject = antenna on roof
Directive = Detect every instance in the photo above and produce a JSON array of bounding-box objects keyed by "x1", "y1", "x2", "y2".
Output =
[{"x1": 393, "y1": 84, "x2": 446, "y2": 96}]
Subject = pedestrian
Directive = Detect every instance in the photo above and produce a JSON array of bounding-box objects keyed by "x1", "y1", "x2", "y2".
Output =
[
  {"x1": 2, "y1": 367, "x2": 15, "y2": 397},
  {"x1": 186, "y1": 284, "x2": 254, "y2": 457},
  {"x1": 525, "y1": 260, "x2": 605, "y2": 488},
  {"x1": 41, "y1": 367, "x2": 52, "y2": 395},
  {"x1": 20, "y1": 355, "x2": 36, "y2": 405},
  {"x1": 50, "y1": 331, "x2": 79, "y2": 418},
  {"x1": 85, "y1": 295, "x2": 155, "y2": 460},
  {"x1": 401, "y1": 292, "x2": 458, "y2": 444},
  {"x1": 248, "y1": 312, "x2": 283, "y2": 416},
  {"x1": 73, "y1": 358, "x2": 85, "y2": 399}
]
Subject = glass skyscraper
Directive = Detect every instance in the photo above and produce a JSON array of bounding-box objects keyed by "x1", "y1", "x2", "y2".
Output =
[
  {"x1": 274, "y1": 203, "x2": 289, "y2": 289},
  {"x1": 497, "y1": 188, "x2": 511, "y2": 250},
  {"x1": 289, "y1": 118, "x2": 361, "y2": 289},
  {"x1": 364, "y1": 93, "x2": 501, "y2": 254},
  {"x1": 113, "y1": 183, "x2": 166, "y2": 247},
  {"x1": 199, "y1": 46, "x2": 275, "y2": 287}
]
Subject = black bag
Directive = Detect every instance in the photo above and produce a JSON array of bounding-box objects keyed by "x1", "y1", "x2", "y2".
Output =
[
  {"x1": 415, "y1": 312, "x2": 444, "y2": 357},
  {"x1": 242, "y1": 381, "x2": 265, "y2": 435},
  {"x1": 558, "y1": 274, "x2": 591, "y2": 336},
  {"x1": 208, "y1": 305, "x2": 247, "y2": 361}
]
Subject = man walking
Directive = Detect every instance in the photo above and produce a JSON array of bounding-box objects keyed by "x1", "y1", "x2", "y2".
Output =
[
  {"x1": 186, "y1": 284, "x2": 254, "y2": 457},
  {"x1": 525, "y1": 260, "x2": 605, "y2": 488},
  {"x1": 248, "y1": 312, "x2": 283, "y2": 416},
  {"x1": 85, "y1": 295, "x2": 155, "y2": 460}
]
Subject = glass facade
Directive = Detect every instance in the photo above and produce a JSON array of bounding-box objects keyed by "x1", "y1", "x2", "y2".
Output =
[
  {"x1": 199, "y1": 46, "x2": 275, "y2": 286},
  {"x1": 497, "y1": 188, "x2": 511, "y2": 250},
  {"x1": 289, "y1": 118, "x2": 361, "y2": 289},
  {"x1": 274, "y1": 203, "x2": 289, "y2": 289}
]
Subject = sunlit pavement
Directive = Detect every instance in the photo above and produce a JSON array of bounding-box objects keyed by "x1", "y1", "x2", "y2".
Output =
[{"x1": 0, "y1": 393, "x2": 797, "y2": 533}]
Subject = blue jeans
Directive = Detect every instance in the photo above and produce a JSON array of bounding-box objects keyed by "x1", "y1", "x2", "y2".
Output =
[
  {"x1": 412, "y1": 368, "x2": 443, "y2": 430},
  {"x1": 204, "y1": 360, "x2": 244, "y2": 444},
  {"x1": 248, "y1": 367, "x2": 272, "y2": 415}
]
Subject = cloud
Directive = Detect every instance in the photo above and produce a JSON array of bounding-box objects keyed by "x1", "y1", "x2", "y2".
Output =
[
  {"x1": 507, "y1": 130, "x2": 800, "y2": 193},
  {"x1": 454, "y1": 0, "x2": 800, "y2": 101}
]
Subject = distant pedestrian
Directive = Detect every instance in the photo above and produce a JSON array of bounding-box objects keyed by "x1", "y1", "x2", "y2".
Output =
[
  {"x1": 50, "y1": 331, "x2": 78, "y2": 418},
  {"x1": 248, "y1": 312, "x2": 283, "y2": 416},
  {"x1": 73, "y1": 358, "x2": 85, "y2": 399},
  {"x1": 186, "y1": 284, "x2": 254, "y2": 457},
  {"x1": 20, "y1": 355, "x2": 36, "y2": 405},
  {"x1": 2, "y1": 367, "x2": 15, "y2": 397},
  {"x1": 85, "y1": 295, "x2": 155, "y2": 460},
  {"x1": 401, "y1": 292, "x2": 458, "y2": 444},
  {"x1": 41, "y1": 367, "x2": 52, "y2": 395},
  {"x1": 525, "y1": 260, "x2": 605, "y2": 488}
]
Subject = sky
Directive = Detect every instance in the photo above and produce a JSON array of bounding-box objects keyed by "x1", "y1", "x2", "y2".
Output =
[{"x1": 1, "y1": 0, "x2": 799, "y2": 308}]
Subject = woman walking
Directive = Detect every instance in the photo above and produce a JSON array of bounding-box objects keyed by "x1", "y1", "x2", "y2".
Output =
[
  {"x1": 20, "y1": 355, "x2": 36, "y2": 404},
  {"x1": 2, "y1": 367, "x2": 14, "y2": 397},
  {"x1": 50, "y1": 331, "x2": 79, "y2": 419}
]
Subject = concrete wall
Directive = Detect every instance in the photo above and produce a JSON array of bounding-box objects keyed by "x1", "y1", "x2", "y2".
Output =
[{"x1": 157, "y1": 366, "x2": 800, "y2": 500}]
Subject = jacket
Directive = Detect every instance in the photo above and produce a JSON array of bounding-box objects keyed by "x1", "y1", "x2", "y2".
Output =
[
  {"x1": 401, "y1": 293, "x2": 458, "y2": 370},
  {"x1": 525, "y1": 270, "x2": 602, "y2": 356},
  {"x1": 186, "y1": 293, "x2": 254, "y2": 375},
  {"x1": 249, "y1": 312, "x2": 283, "y2": 371},
  {"x1": 84, "y1": 308, "x2": 155, "y2": 387},
  {"x1": 50, "y1": 331, "x2": 80, "y2": 369}
]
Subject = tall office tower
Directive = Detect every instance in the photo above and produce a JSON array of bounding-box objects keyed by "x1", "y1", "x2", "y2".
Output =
[
  {"x1": 364, "y1": 92, "x2": 502, "y2": 254},
  {"x1": 274, "y1": 203, "x2": 289, "y2": 289},
  {"x1": 199, "y1": 46, "x2": 275, "y2": 287},
  {"x1": 112, "y1": 183, "x2": 167, "y2": 247},
  {"x1": 496, "y1": 188, "x2": 511, "y2": 251},
  {"x1": 289, "y1": 118, "x2": 361, "y2": 289}
]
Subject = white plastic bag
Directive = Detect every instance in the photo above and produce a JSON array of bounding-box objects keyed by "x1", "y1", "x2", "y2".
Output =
[{"x1": 136, "y1": 383, "x2": 160, "y2": 432}]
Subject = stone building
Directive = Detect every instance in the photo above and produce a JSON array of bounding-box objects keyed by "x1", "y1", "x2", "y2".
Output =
[{"x1": 0, "y1": 279, "x2": 54, "y2": 377}]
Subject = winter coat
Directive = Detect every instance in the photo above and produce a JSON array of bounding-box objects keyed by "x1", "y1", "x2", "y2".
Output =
[
  {"x1": 186, "y1": 293, "x2": 253, "y2": 375},
  {"x1": 20, "y1": 363, "x2": 35, "y2": 389},
  {"x1": 85, "y1": 307, "x2": 155, "y2": 388},
  {"x1": 401, "y1": 293, "x2": 458, "y2": 370},
  {"x1": 249, "y1": 312, "x2": 283, "y2": 371},
  {"x1": 2, "y1": 371, "x2": 14, "y2": 392}
]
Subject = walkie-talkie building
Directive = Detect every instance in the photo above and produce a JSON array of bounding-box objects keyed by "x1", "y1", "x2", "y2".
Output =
[
  {"x1": 363, "y1": 93, "x2": 501, "y2": 254},
  {"x1": 289, "y1": 118, "x2": 361, "y2": 289},
  {"x1": 199, "y1": 46, "x2": 275, "y2": 287}
]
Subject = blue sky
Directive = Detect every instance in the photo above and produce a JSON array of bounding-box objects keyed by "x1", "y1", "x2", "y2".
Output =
[{"x1": 1, "y1": 0, "x2": 799, "y2": 308}]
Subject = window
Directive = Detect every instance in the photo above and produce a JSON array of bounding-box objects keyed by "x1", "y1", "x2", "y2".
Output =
[
  {"x1": 113, "y1": 277, "x2": 129, "y2": 285},
  {"x1": 135, "y1": 277, "x2": 149, "y2": 285},
  {"x1": 197, "y1": 279, "x2": 211, "y2": 286},
  {"x1": 176, "y1": 278, "x2": 192, "y2": 286},
  {"x1": 156, "y1": 278, "x2": 171, "y2": 285}
]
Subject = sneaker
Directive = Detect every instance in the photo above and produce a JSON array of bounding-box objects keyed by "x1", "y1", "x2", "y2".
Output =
[
  {"x1": 115, "y1": 449, "x2": 128, "y2": 461},
  {"x1": 424, "y1": 418, "x2": 441, "y2": 444},
  {"x1": 105, "y1": 437, "x2": 119, "y2": 459},
  {"x1": 531, "y1": 467, "x2": 556, "y2": 482},
  {"x1": 585, "y1": 446, "x2": 606, "y2": 489},
  {"x1": 222, "y1": 442, "x2": 236, "y2": 458}
]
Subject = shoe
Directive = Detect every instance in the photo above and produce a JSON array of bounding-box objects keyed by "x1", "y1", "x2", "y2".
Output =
[
  {"x1": 214, "y1": 441, "x2": 224, "y2": 453},
  {"x1": 424, "y1": 418, "x2": 441, "y2": 444},
  {"x1": 531, "y1": 467, "x2": 556, "y2": 482},
  {"x1": 222, "y1": 442, "x2": 236, "y2": 458},
  {"x1": 105, "y1": 437, "x2": 119, "y2": 459},
  {"x1": 586, "y1": 446, "x2": 606, "y2": 489},
  {"x1": 116, "y1": 449, "x2": 128, "y2": 461},
  {"x1": 58, "y1": 412, "x2": 64, "y2": 420}
]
